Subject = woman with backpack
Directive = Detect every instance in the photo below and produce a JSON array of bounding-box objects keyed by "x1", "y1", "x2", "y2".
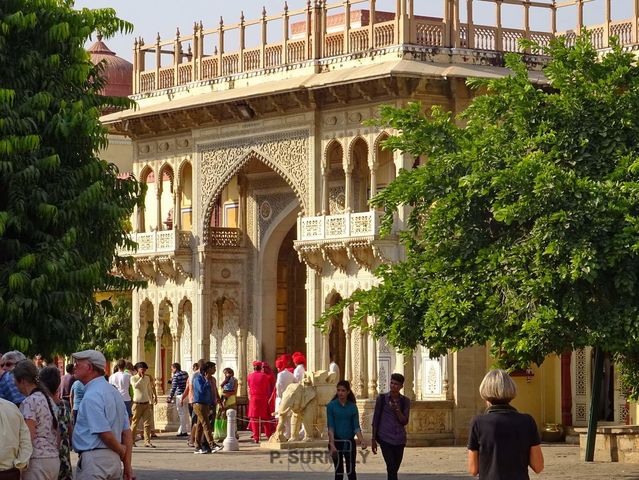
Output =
[{"x1": 371, "y1": 373, "x2": 411, "y2": 480}]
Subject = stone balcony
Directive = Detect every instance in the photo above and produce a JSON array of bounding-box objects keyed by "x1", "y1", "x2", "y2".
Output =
[
  {"x1": 294, "y1": 210, "x2": 399, "y2": 272},
  {"x1": 116, "y1": 229, "x2": 193, "y2": 282},
  {"x1": 209, "y1": 227, "x2": 243, "y2": 248}
]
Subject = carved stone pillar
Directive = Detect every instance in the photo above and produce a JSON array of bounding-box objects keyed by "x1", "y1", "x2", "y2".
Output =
[
  {"x1": 196, "y1": 250, "x2": 210, "y2": 360},
  {"x1": 137, "y1": 206, "x2": 145, "y2": 233},
  {"x1": 321, "y1": 166, "x2": 329, "y2": 214},
  {"x1": 343, "y1": 306, "x2": 352, "y2": 382},
  {"x1": 367, "y1": 316, "x2": 378, "y2": 398},
  {"x1": 136, "y1": 332, "x2": 145, "y2": 363},
  {"x1": 323, "y1": 323, "x2": 331, "y2": 370},
  {"x1": 344, "y1": 166, "x2": 353, "y2": 212},
  {"x1": 173, "y1": 330, "x2": 181, "y2": 367},
  {"x1": 156, "y1": 189, "x2": 162, "y2": 231},
  {"x1": 154, "y1": 321, "x2": 163, "y2": 394},
  {"x1": 369, "y1": 163, "x2": 377, "y2": 209},
  {"x1": 132, "y1": 294, "x2": 142, "y2": 361},
  {"x1": 174, "y1": 187, "x2": 182, "y2": 231},
  {"x1": 443, "y1": 352, "x2": 454, "y2": 401},
  {"x1": 395, "y1": 351, "x2": 415, "y2": 399},
  {"x1": 238, "y1": 327, "x2": 248, "y2": 396},
  {"x1": 359, "y1": 326, "x2": 368, "y2": 398},
  {"x1": 238, "y1": 175, "x2": 247, "y2": 239}
]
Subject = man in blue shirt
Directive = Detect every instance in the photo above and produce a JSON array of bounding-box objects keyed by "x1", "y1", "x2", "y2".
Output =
[
  {"x1": 72, "y1": 349, "x2": 134, "y2": 480},
  {"x1": 0, "y1": 351, "x2": 26, "y2": 405}
]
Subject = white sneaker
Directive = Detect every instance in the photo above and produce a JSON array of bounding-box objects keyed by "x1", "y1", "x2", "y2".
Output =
[
  {"x1": 193, "y1": 448, "x2": 211, "y2": 454},
  {"x1": 212, "y1": 445, "x2": 223, "y2": 452}
]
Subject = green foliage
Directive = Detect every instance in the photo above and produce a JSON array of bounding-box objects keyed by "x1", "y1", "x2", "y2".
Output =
[
  {"x1": 322, "y1": 35, "x2": 639, "y2": 397},
  {"x1": 0, "y1": 0, "x2": 143, "y2": 355},
  {"x1": 77, "y1": 296, "x2": 132, "y2": 361}
]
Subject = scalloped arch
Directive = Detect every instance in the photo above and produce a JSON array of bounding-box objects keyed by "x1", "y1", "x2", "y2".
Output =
[
  {"x1": 139, "y1": 165, "x2": 155, "y2": 183},
  {"x1": 348, "y1": 136, "x2": 369, "y2": 158},
  {"x1": 158, "y1": 163, "x2": 175, "y2": 192},
  {"x1": 373, "y1": 131, "x2": 392, "y2": 163},
  {"x1": 202, "y1": 149, "x2": 306, "y2": 244},
  {"x1": 324, "y1": 139, "x2": 344, "y2": 169},
  {"x1": 177, "y1": 159, "x2": 192, "y2": 186}
]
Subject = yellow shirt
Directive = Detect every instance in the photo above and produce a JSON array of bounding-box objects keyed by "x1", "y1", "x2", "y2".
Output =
[
  {"x1": 130, "y1": 374, "x2": 153, "y2": 403},
  {"x1": 0, "y1": 397, "x2": 33, "y2": 470}
]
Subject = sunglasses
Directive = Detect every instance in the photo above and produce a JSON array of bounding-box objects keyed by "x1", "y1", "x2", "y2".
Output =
[{"x1": 1, "y1": 362, "x2": 15, "y2": 368}]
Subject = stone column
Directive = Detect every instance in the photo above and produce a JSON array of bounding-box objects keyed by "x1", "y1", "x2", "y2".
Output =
[
  {"x1": 174, "y1": 187, "x2": 182, "y2": 231},
  {"x1": 173, "y1": 331, "x2": 181, "y2": 367},
  {"x1": 359, "y1": 326, "x2": 368, "y2": 398},
  {"x1": 443, "y1": 352, "x2": 454, "y2": 401},
  {"x1": 154, "y1": 321, "x2": 164, "y2": 394},
  {"x1": 343, "y1": 306, "x2": 352, "y2": 382},
  {"x1": 238, "y1": 327, "x2": 248, "y2": 397},
  {"x1": 156, "y1": 189, "x2": 162, "y2": 231},
  {"x1": 466, "y1": 0, "x2": 474, "y2": 48},
  {"x1": 344, "y1": 166, "x2": 353, "y2": 212},
  {"x1": 306, "y1": 270, "x2": 320, "y2": 372},
  {"x1": 137, "y1": 206, "x2": 145, "y2": 233},
  {"x1": 395, "y1": 350, "x2": 415, "y2": 399},
  {"x1": 367, "y1": 319, "x2": 378, "y2": 398},
  {"x1": 238, "y1": 175, "x2": 247, "y2": 239},
  {"x1": 369, "y1": 163, "x2": 377, "y2": 208},
  {"x1": 132, "y1": 293, "x2": 142, "y2": 361},
  {"x1": 321, "y1": 166, "x2": 329, "y2": 214},
  {"x1": 196, "y1": 250, "x2": 210, "y2": 360},
  {"x1": 323, "y1": 323, "x2": 331, "y2": 370}
]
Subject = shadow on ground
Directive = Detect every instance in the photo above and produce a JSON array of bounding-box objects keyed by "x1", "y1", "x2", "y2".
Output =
[{"x1": 133, "y1": 470, "x2": 470, "y2": 480}]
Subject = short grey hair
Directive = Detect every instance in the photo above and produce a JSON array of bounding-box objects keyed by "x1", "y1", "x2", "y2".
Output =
[
  {"x1": 479, "y1": 369, "x2": 517, "y2": 404},
  {"x1": 2, "y1": 351, "x2": 26, "y2": 363}
]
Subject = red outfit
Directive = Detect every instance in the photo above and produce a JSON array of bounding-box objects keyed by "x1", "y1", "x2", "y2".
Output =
[{"x1": 247, "y1": 370, "x2": 274, "y2": 441}]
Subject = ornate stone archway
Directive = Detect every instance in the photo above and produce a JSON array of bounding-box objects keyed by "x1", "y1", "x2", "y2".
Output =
[{"x1": 199, "y1": 129, "x2": 310, "y2": 242}]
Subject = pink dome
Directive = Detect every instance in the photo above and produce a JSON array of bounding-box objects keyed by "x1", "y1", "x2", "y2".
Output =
[{"x1": 87, "y1": 34, "x2": 133, "y2": 97}]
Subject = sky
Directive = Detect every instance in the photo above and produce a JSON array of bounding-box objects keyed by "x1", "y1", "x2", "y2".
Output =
[{"x1": 74, "y1": 0, "x2": 630, "y2": 62}]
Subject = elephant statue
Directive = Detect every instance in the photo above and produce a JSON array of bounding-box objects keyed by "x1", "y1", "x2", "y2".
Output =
[{"x1": 269, "y1": 370, "x2": 336, "y2": 443}]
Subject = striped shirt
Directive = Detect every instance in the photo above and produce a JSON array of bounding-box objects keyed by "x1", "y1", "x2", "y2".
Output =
[{"x1": 169, "y1": 370, "x2": 188, "y2": 399}]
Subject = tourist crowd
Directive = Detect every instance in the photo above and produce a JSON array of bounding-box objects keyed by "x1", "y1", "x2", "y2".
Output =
[{"x1": 0, "y1": 346, "x2": 543, "y2": 480}]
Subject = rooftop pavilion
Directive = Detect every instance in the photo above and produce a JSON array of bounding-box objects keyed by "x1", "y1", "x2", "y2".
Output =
[{"x1": 130, "y1": 0, "x2": 639, "y2": 96}]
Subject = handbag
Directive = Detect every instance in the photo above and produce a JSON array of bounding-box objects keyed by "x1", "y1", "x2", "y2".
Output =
[{"x1": 214, "y1": 408, "x2": 227, "y2": 441}]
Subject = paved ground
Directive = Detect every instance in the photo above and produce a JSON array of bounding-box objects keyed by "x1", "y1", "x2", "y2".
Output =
[{"x1": 80, "y1": 432, "x2": 639, "y2": 480}]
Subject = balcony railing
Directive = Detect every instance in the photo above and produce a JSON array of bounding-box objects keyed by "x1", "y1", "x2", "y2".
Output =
[
  {"x1": 297, "y1": 211, "x2": 385, "y2": 242},
  {"x1": 209, "y1": 227, "x2": 243, "y2": 247},
  {"x1": 119, "y1": 230, "x2": 192, "y2": 255},
  {"x1": 132, "y1": 0, "x2": 639, "y2": 96}
]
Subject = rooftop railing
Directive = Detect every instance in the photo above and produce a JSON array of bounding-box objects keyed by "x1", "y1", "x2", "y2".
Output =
[{"x1": 132, "y1": 0, "x2": 639, "y2": 95}]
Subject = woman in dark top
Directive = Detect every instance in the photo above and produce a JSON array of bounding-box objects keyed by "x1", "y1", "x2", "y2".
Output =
[
  {"x1": 467, "y1": 369, "x2": 544, "y2": 480},
  {"x1": 327, "y1": 380, "x2": 367, "y2": 480},
  {"x1": 371, "y1": 372, "x2": 410, "y2": 480}
]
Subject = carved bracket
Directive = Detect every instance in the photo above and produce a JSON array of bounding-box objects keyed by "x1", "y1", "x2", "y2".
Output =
[
  {"x1": 135, "y1": 259, "x2": 157, "y2": 282},
  {"x1": 321, "y1": 244, "x2": 349, "y2": 272},
  {"x1": 347, "y1": 241, "x2": 376, "y2": 271},
  {"x1": 294, "y1": 244, "x2": 323, "y2": 274}
]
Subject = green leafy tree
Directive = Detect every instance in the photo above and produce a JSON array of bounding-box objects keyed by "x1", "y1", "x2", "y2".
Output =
[
  {"x1": 326, "y1": 36, "x2": 639, "y2": 399},
  {"x1": 0, "y1": 1, "x2": 143, "y2": 355},
  {"x1": 77, "y1": 296, "x2": 132, "y2": 361}
]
